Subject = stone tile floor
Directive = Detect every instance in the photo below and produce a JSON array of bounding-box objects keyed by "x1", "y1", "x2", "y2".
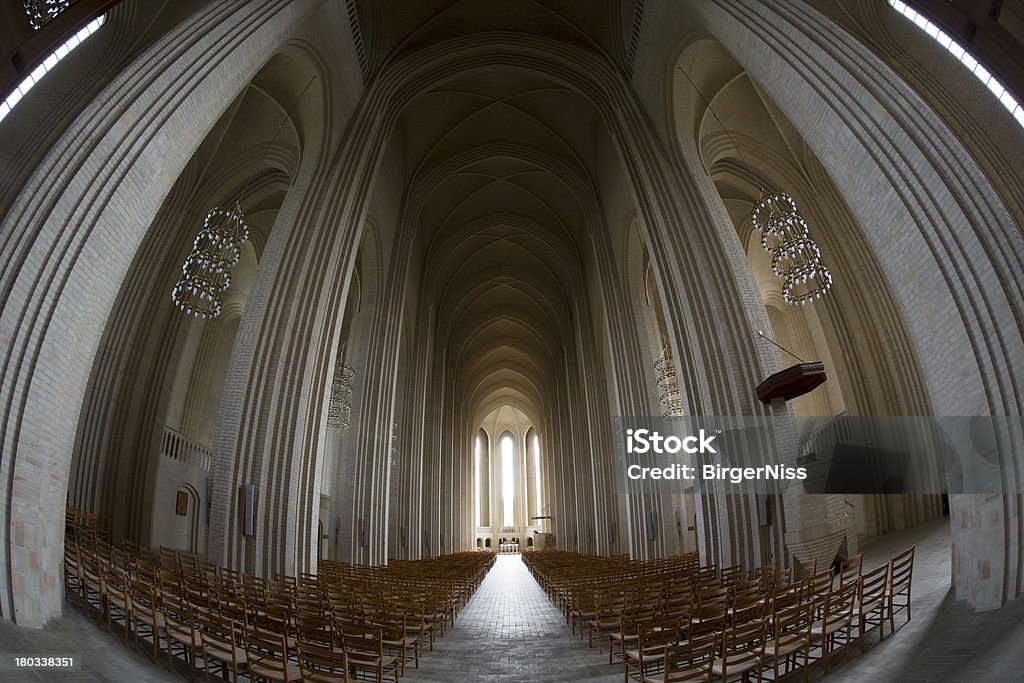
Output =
[
  {"x1": 2, "y1": 518, "x2": 1023, "y2": 682},
  {"x1": 827, "y1": 518, "x2": 1024, "y2": 683},
  {"x1": 401, "y1": 553, "x2": 621, "y2": 683}
]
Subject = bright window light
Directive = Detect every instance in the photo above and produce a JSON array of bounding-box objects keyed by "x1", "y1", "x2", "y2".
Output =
[
  {"x1": 501, "y1": 435, "x2": 514, "y2": 528},
  {"x1": 533, "y1": 434, "x2": 541, "y2": 517},
  {"x1": 474, "y1": 436, "x2": 481, "y2": 528},
  {"x1": 887, "y1": 1, "x2": 1024, "y2": 129},
  {"x1": 0, "y1": 16, "x2": 105, "y2": 125}
]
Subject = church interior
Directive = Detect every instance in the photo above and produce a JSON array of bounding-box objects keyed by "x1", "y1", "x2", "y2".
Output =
[{"x1": 1, "y1": 0, "x2": 1024, "y2": 680}]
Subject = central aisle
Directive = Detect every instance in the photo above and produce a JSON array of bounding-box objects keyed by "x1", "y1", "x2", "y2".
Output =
[{"x1": 403, "y1": 554, "x2": 620, "y2": 682}]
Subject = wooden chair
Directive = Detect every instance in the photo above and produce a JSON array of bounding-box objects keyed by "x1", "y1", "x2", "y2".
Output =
[
  {"x1": 810, "y1": 581, "x2": 857, "y2": 673},
  {"x1": 78, "y1": 552, "x2": 105, "y2": 620},
  {"x1": 691, "y1": 602, "x2": 728, "y2": 640},
  {"x1": 163, "y1": 592, "x2": 202, "y2": 682},
  {"x1": 590, "y1": 592, "x2": 627, "y2": 652},
  {"x1": 243, "y1": 626, "x2": 302, "y2": 682},
  {"x1": 609, "y1": 602, "x2": 657, "y2": 665},
  {"x1": 296, "y1": 614, "x2": 335, "y2": 648},
  {"x1": 196, "y1": 609, "x2": 247, "y2": 683},
  {"x1": 297, "y1": 640, "x2": 350, "y2": 683},
  {"x1": 764, "y1": 603, "x2": 812, "y2": 683},
  {"x1": 401, "y1": 602, "x2": 433, "y2": 654},
  {"x1": 64, "y1": 542, "x2": 81, "y2": 607},
  {"x1": 375, "y1": 612, "x2": 416, "y2": 675},
  {"x1": 769, "y1": 582, "x2": 805, "y2": 615},
  {"x1": 839, "y1": 553, "x2": 863, "y2": 587},
  {"x1": 856, "y1": 563, "x2": 889, "y2": 651},
  {"x1": 730, "y1": 594, "x2": 768, "y2": 628},
  {"x1": 721, "y1": 565, "x2": 745, "y2": 586},
  {"x1": 160, "y1": 567, "x2": 184, "y2": 598},
  {"x1": 340, "y1": 624, "x2": 400, "y2": 683},
  {"x1": 624, "y1": 617, "x2": 680, "y2": 683},
  {"x1": 806, "y1": 570, "x2": 833, "y2": 600},
  {"x1": 129, "y1": 578, "x2": 166, "y2": 663},
  {"x1": 101, "y1": 564, "x2": 131, "y2": 641},
  {"x1": 712, "y1": 619, "x2": 767, "y2": 683},
  {"x1": 888, "y1": 546, "x2": 915, "y2": 633},
  {"x1": 645, "y1": 633, "x2": 717, "y2": 683},
  {"x1": 729, "y1": 579, "x2": 760, "y2": 603}
]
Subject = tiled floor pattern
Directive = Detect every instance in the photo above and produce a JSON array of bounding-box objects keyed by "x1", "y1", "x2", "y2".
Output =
[
  {"x1": 402, "y1": 553, "x2": 620, "y2": 683},
  {"x1": 2, "y1": 519, "x2": 1023, "y2": 682}
]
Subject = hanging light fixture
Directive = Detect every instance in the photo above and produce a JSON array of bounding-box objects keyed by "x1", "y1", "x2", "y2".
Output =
[
  {"x1": 390, "y1": 421, "x2": 398, "y2": 466},
  {"x1": 654, "y1": 347, "x2": 686, "y2": 418},
  {"x1": 751, "y1": 192, "x2": 832, "y2": 305},
  {"x1": 677, "y1": 66, "x2": 833, "y2": 306},
  {"x1": 326, "y1": 363, "x2": 355, "y2": 429},
  {"x1": 23, "y1": 0, "x2": 71, "y2": 29},
  {"x1": 171, "y1": 205, "x2": 249, "y2": 319},
  {"x1": 170, "y1": 76, "x2": 316, "y2": 320}
]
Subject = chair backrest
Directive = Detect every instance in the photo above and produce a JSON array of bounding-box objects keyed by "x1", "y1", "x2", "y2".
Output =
[
  {"x1": 162, "y1": 592, "x2": 196, "y2": 640},
  {"x1": 130, "y1": 579, "x2": 158, "y2": 620},
  {"x1": 698, "y1": 585, "x2": 728, "y2": 610},
  {"x1": 298, "y1": 640, "x2": 349, "y2": 683},
  {"x1": 770, "y1": 603, "x2": 812, "y2": 656},
  {"x1": 890, "y1": 546, "x2": 915, "y2": 593},
  {"x1": 638, "y1": 617, "x2": 680, "y2": 652},
  {"x1": 244, "y1": 626, "x2": 293, "y2": 681},
  {"x1": 721, "y1": 564, "x2": 745, "y2": 585},
  {"x1": 297, "y1": 614, "x2": 335, "y2": 647},
  {"x1": 859, "y1": 562, "x2": 888, "y2": 610},
  {"x1": 103, "y1": 565, "x2": 129, "y2": 596},
  {"x1": 196, "y1": 608, "x2": 240, "y2": 657},
  {"x1": 159, "y1": 567, "x2": 182, "y2": 596},
  {"x1": 720, "y1": 619, "x2": 766, "y2": 674},
  {"x1": 771, "y1": 580, "x2": 806, "y2": 613},
  {"x1": 731, "y1": 594, "x2": 767, "y2": 627},
  {"x1": 822, "y1": 581, "x2": 858, "y2": 630},
  {"x1": 663, "y1": 633, "x2": 716, "y2": 682},
  {"x1": 807, "y1": 570, "x2": 833, "y2": 597},
  {"x1": 340, "y1": 624, "x2": 383, "y2": 657},
  {"x1": 215, "y1": 593, "x2": 248, "y2": 622},
  {"x1": 159, "y1": 546, "x2": 179, "y2": 570},
  {"x1": 729, "y1": 579, "x2": 761, "y2": 605},
  {"x1": 840, "y1": 553, "x2": 864, "y2": 586}
]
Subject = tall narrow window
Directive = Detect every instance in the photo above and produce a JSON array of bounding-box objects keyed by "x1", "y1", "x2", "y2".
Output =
[
  {"x1": 501, "y1": 435, "x2": 514, "y2": 528},
  {"x1": 533, "y1": 434, "x2": 542, "y2": 516},
  {"x1": 474, "y1": 436, "x2": 481, "y2": 528}
]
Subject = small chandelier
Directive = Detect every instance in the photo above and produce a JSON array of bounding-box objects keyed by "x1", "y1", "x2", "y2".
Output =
[
  {"x1": 751, "y1": 192, "x2": 832, "y2": 305},
  {"x1": 653, "y1": 347, "x2": 686, "y2": 418},
  {"x1": 23, "y1": 0, "x2": 71, "y2": 29},
  {"x1": 390, "y1": 421, "x2": 398, "y2": 466},
  {"x1": 170, "y1": 76, "x2": 316, "y2": 321},
  {"x1": 171, "y1": 205, "x2": 249, "y2": 319},
  {"x1": 327, "y1": 363, "x2": 355, "y2": 429}
]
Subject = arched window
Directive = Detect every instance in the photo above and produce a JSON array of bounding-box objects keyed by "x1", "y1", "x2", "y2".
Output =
[
  {"x1": 533, "y1": 433, "x2": 542, "y2": 516},
  {"x1": 501, "y1": 434, "x2": 514, "y2": 528},
  {"x1": 474, "y1": 435, "x2": 481, "y2": 527}
]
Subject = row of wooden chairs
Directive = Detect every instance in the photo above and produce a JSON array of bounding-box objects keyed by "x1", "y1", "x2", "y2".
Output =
[
  {"x1": 525, "y1": 546, "x2": 914, "y2": 682},
  {"x1": 64, "y1": 520, "x2": 495, "y2": 682}
]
